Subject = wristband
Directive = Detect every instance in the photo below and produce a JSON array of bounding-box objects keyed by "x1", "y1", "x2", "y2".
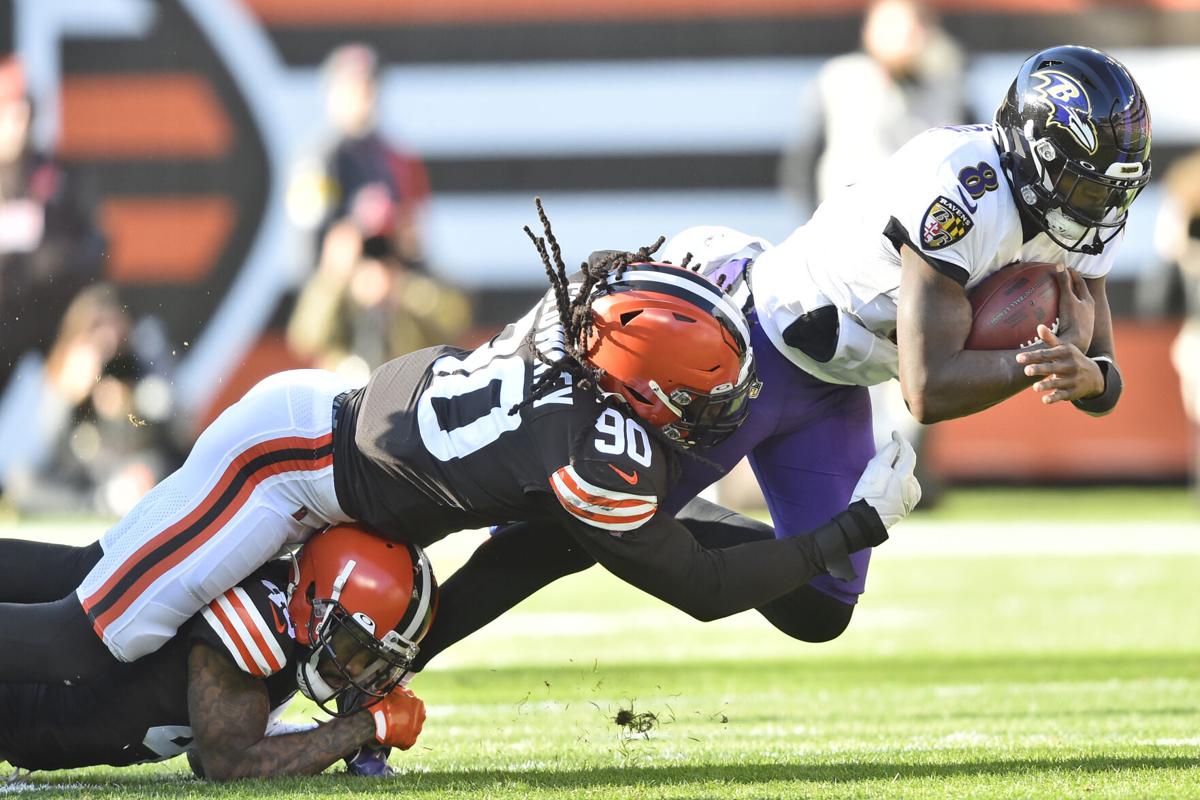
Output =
[
  {"x1": 809, "y1": 501, "x2": 890, "y2": 582},
  {"x1": 842, "y1": 499, "x2": 890, "y2": 549},
  {"x1": 1071, "y1": 356, "x2": 1122, "y2": 415}
]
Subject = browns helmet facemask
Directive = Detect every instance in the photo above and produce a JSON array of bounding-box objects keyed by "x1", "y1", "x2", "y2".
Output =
[{"x1": 288, "y1": 524, "x2": 437, "y2": 714}]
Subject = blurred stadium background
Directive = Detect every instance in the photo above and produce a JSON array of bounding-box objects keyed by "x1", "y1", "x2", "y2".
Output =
[
  {"x1": 2, "y1": 0, "x2": 1198, "y2": 517},
  {"x1": 0, "y1": 1, "x2": 1198, "y2": 795}
]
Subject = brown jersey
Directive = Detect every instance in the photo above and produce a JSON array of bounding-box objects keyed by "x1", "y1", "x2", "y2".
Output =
[{"x1": 332, "y1": 290, "x2": 675, "y2": 547}]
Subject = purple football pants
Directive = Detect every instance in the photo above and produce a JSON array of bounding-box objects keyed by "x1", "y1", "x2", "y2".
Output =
[{"x1": 663, "y1": 315, "x2": 876, "y2": 604}]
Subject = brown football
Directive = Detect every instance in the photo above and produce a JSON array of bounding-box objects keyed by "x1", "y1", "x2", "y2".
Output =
[{"x1": 964, "y1": 261, "x2": 1060, "y2": 350}]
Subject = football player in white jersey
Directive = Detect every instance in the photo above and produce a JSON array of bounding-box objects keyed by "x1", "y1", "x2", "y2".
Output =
[
  {"x1": 705, "y1": 44, "x2": 1147, "y2": 421},
  {"x1": 402, "y1": 45, "x2": 1152, "y2": 670}
]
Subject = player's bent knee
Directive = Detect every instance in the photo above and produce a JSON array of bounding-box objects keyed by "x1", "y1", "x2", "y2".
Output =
[
  {"x1": 767, "y1": 610, "x2": 853, "y2": 643},
  {"x1": 758, "y1": 587, "x2": 855, "y2": 643},
  {"x1": 790, "y1": 607, "x2": 854, "y2": 643}
]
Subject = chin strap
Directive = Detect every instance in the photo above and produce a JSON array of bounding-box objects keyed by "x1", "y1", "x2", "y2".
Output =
[
  {"x1": 296, "y1": 649, "x2": 338, "y2": 707},
  {"x1": 647, "y1": 379, "x2": 684, "y2": 417},
  {"x1": 1080, "y1": 231, "x2": 1105, "y2": 256},
  {"x1": 298, "y1": 559, "x2": 358, "y2": 702},
  {"x1": 330, "y1": 560, "x2": 357, "y2": 603}
]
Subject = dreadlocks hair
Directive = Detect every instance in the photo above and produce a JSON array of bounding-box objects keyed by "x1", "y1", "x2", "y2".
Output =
[{"x1": 510, "y1": 197, "x2": 719, "y2": 471}]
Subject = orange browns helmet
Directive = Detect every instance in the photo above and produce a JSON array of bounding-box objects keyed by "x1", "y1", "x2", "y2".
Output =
[
  {"x1": 585, "y1": 262, "x2": 760, "y2": 448},
  {"x1": 288, "y1": 524, "x2": 437, "y2": 715}
]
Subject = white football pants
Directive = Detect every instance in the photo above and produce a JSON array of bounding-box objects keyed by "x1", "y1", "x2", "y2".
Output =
[{"x1": 76, "y1": 369, "x2": 358, "y2": 661}]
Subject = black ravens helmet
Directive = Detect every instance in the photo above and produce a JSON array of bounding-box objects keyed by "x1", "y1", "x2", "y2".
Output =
[{"x1": 993, "y1": 45, "x2": 1151, "y2": 255}]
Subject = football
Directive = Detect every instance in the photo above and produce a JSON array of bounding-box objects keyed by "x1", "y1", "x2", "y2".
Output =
[{"x1": 964, "y1": 261, "x2": 1061, "y2": 350}]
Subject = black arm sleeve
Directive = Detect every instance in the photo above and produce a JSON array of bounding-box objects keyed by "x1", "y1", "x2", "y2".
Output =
[
  {"x1": 414, "y1": 497, "x2": 873, "y2": 670},
  {"x1": 563, "y1": 500, "x2": 886, "y2": 622}
]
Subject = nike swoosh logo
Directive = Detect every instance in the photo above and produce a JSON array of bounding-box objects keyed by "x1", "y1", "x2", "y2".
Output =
[
  {"x1": 955, "y1": 186, "x2": 979, "y2": 214},
  {"x1": 269, "y1": 603, "x2": 287, "y2": 635},
  {"x1": 607, "y1": 464, "x2": 640, "y2": 486}
]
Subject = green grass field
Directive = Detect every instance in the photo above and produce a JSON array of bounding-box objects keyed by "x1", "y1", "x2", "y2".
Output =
[{"x1": 3, "y1": 488, "x2": 1199, "y2": 799}]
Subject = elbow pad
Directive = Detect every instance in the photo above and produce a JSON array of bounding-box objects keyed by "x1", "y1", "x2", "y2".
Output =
[{"x1": 809, "y1": 500, "x2": 889, "y2": 582}]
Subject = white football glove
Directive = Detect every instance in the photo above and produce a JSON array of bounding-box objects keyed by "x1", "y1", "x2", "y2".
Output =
[{"x1": 850, "y1": 431, "x2": 922, "y2": 529}]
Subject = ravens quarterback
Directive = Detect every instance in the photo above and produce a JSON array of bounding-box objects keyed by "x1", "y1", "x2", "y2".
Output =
[
  {"x1": 0, "y1": 525, "x2": 432, "y2": 781},
  {"x1": 0, "y1": 201, "x2": 920, "y2": 685},
  {"x1": 404, "y1": 44, "x2": 1153, "y2": 671}
]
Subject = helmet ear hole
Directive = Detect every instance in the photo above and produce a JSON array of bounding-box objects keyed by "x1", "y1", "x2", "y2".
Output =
[{"x1": 624, "y1": 384, "x2": 651, "y2": 405}]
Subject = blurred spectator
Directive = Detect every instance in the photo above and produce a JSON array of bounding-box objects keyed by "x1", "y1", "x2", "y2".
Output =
[
  {"x1": 286, "y1": 44, "x2": 470, "y2": 379},
  {"x1": 779, "y1": 0, "x2": 967, "y2": 208},
  {"x1": 776, "y1": 0, "x2": 965, "y2": 507},
  {"x1": 307, "y1": 43, "x2": 429, "y2": 267},
  {"x1": 0, "y1": 285, "x2": 181, "y2": 516},
  {"x1": 1143, "y1": 152, "x2": 1200, "y2": 499},
  {"x1": 0, "y1": 55, "x2": 105, "y2": 391}
]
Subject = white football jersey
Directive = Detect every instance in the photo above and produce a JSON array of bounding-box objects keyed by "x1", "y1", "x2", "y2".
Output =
[{"x1": 746, "y1": 123, "x2": 1122, "y2": 386}]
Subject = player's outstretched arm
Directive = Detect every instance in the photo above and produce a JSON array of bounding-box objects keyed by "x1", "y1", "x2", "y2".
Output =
[
  {"x1": 562, "y1": 437, "x2": 918, "y2": 622},
  {"x1": 897, "y1": 245, "x2": 1097, "y2": 422},
  {"x1": 563, "y1": 513, "x2": 862, "y2": 622},
  {"x1": 187, "y1": 641, "x2": 380, "y2": 781},
  {"x1": 413, "y1": 501, "x2": 858, "y2": 673},
  {"x1": 673, "y1": 498, "x2": 856, "y2": 642}
]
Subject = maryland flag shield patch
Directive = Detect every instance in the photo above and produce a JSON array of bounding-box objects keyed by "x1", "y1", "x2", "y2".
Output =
[{"x1": 920, "y1": 196, "x2": 974, "y2": 251}]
